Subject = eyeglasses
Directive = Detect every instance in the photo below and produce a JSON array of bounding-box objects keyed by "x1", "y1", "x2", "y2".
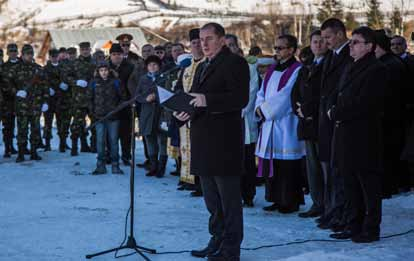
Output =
[
  {"x1": 121, "y1": 43, "x2": 131, "y2": 47},
  {"x1": 349, "y1": 40, "x2": 369, "y2": 46},
  {"x1": 274, "y1": 46, "x2": 289, "y2": 51},
  {"x1": 155, "y1": 51, "x2": 164, "y2": 54}
]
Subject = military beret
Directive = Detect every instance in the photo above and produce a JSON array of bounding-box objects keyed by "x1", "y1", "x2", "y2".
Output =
[
  {"x1": 79, "y1": 42, "x2": 91, "y2": 48},
  {"x1": 21, "y1": 44, "x2": 34, "y2": 54},
  {"x1": 116, "y1": 33, "x2": 133, "y2": 42},
  {"x1": 67, "y1": 47, "x2": 77, "y2": 54},
  {"x1": 189, "y1": 28, "x2": 200, "y2": 41},
  {"x1": 110, "y1": 43, "x2": 123, "y2": 54},
  {"x1": 145, "y1": 55, "x2": 162, "y2": 67},
  {"x1": 59, "y1": 47, "x2": 67, "y2": 53},
  {"x1": 7, "y1": 43, "x2": 18, "y2": 52},
  {"x1": 49, "y1": 48, "x2": 59, "y2": 57}
]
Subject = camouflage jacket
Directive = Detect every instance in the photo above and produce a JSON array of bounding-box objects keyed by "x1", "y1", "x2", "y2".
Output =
[
  {"x1": 43, "y1": 61, "x2": 61, "y2": 105},
  {"x1": 61, "y1": 55, "x2": 95, "y2": 108},
  {"x1": 13, "y1": 61, "x2": 49, "y2": 116},
  {"x1": 1, "y1": 59, "x2": 20, "y2": 99}
]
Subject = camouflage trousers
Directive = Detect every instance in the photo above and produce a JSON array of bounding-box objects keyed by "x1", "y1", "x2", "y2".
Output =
[
  {"x1": 42, "y1": 103, "x2": 56, "y2": 140},
  {"x1": 16, "y1": 114, "x2": 41, "y2": 149},
  {"x1": 70, "y1": 107, "x2": 88, "y2": 140},
  {"x1": 1, "y1": 102, "x2": 16, "y2": 145},
  {"x1": 56, "y1": 108, "x2": 71, "y2": 139}
]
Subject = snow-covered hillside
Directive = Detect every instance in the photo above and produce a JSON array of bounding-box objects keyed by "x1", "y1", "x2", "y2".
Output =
[{"x1": 1, "y1": 0, "x2": 413, "y2": 31}]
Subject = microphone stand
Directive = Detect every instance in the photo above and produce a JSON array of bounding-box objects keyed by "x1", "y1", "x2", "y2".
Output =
[{"x1": 85, "y1": 102, "x2": 156, "y2": 260}]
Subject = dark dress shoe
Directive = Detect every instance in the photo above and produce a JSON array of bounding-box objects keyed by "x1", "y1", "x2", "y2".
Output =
[
  {"x1": 190, "y1": 190, "x2": 203, "y2": 197},
  {"x1": 191, "y1": 243, "x2": 220, "y2": 258},
  {"x1": 278, "y1": 205, "x2": 299, "y2": 214},
  {"x1": 136, "y1": 160, "x2": 150, "y2": 169},
  {"x1": 177, "y1": 185, "x2": 186, "y2": 191},
  {"x1": 351, "y1": 233, "x2": 379, "y2": 243},
  {"x1": 207, "y1": 250, "x2": 240, "y2": 261},
  {"x1": 170, "y1": 170, "x2": 180, "y2": 176},
  {"x1": 317, "y1": 221, "x2": 333, "y2": 230},
  {"x1": 145, "y1": 170, "x2": 157, "y2": 177},
  {"x1": 331, "y1": 224, "x2": 346, "y2": 233},
  {"x1": 298, "y1": 209, "x2": 322, "y2": 218},
  {"x1": 263, "y1": 203, "x2": 279, "y2": 211},
  {"x1": 330, "y1": 230, "x2": 354, "y2": 239}
]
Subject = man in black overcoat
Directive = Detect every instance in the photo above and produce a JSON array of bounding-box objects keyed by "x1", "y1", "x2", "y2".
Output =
[
  {"x1": 318, "y1": 18, "x2": 353, "y2": 231},
  {"x1": 174, "y1": 23, "x2": 249, "y2": 261},
  {"x1": 374, "y1": 31, "x2": 408, "y2": 198},
  {"x1": 328, "y1": 26, "x2": 386, "y2": 243}
]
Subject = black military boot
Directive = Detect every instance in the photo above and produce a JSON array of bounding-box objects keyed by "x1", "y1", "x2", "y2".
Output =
[
  {"x1": 80, "y1": 136, "x2": 91, "y2": 152},
  {"x1": 145, "y1": 156, "x2": 158, "y2": 177},
  {"x1": 59, "y1": 138, "x2": 66, "y2": 153},
  {"x1": 15, "y1": 148, "x2": 25, "y2": 163},
  {"x1": 71, "y1": 139, "x2": 79, "y2": 156},
  {"x1": 30, "y1": 148, "x2": 42, "y2": 161},
  {"x1": 3, "y1": 142, "x2": 11, "y2": 158},
  {"x1": 156, "y1": 155, "x2": 168, "y2": 178},
  {"x1": 44, "y1": 139, "x2": 51, "y2": 151}
]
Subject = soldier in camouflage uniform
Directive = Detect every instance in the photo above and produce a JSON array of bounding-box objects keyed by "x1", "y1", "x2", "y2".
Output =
[
  {"x1": 54, "y1": 47, "x2": 73, "y2": 152},
  {"x1": 42, "y1": 49, "x2": 60, "y2": 151},
  {"x1": 61, "y1": 42, "x2": 95, "y2": 156},
  {"x1": 67, "y1": 47, "x2": 78, "y2": 62},
  {"x1": 1, "y1": 43, "x2": 20, "y2": 157},
  {"x1": 12, "y1": 44, "x2": 49, "y2": 162}
]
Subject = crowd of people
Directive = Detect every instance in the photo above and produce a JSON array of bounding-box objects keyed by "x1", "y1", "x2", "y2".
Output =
[{"x1": 1, "y1": 17, "x2": 414, "y2": 261}]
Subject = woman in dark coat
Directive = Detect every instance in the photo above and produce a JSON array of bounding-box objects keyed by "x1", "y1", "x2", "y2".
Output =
[{"x1": 135, "y1": 55, "x2": 168, "y2": 178}]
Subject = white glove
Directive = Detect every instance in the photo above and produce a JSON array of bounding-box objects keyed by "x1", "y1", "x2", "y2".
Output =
[
  {"x1": 49, "y1": 88, "x2": 55, "y2": 96},
  {"x1": 41, "y1": 103, "x2": 49, "y2": 112},
  {"x1": 59, "y1": 82, "x2": 69, "y2": 91},
  {"x1": 76, "y1": 80, "x2": 88, "y2": 88},
  {"x1": 16, "y1": 90, "x2": 27, "y2": 98}
]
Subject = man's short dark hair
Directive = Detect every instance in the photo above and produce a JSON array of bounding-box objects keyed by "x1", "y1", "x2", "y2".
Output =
[
  {"x1": 352, "y1": 26, "x2": 376, "y2": 51},
  {"x1": 201, "y1": 23, "x2": 226, "y2": 37},
  {"x1": 278, "y1": 34, "x2": 298, "y2": 52},
  {"x1": 392, "y1": 35, "x2": 407, "y2": 44},
  {"x1": 225, "y1": 34, "x2": 239, "y2": 46},
  {"x1": 248, "y1": 46, "x2": 262, "y2": 56},
  {"x1": 310, "y1": 30, "x2": 322, "y2": 41},
  {"x1": 142, "y1": 44, "x2": 153, "y2": 49},
  {"x1": 172, "y1": 43, "x2": 185, "y2": 50},
  {"x1": 321, "y1": 18, "x2": 346, "y2": 35}
]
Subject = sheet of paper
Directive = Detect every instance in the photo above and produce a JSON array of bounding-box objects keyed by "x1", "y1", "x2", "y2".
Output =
[{"x1": 157, "y1": 86, "x2": 174, "y2": 104}]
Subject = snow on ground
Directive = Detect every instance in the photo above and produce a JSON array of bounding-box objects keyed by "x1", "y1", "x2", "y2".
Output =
[{"x1": 0, "y1": 128, "x2": 414, "y2": 261}]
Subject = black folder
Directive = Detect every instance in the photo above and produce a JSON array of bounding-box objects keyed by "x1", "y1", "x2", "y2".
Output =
[{"x1": 157, "y1": 86, "x2": 196, "y2": 116}]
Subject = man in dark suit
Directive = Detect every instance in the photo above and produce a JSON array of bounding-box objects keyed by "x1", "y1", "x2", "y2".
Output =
[
  {"x1": 328, "y1": 26, "x2": 386, "y2": 243},
  {"x1": 174, "y1": 23, "x2": 249, "y2": 261},
  {"x1": 317, "y1": 18, "x2": 353, "y2": 231},
  {"x1": 291, "y1": 30, "x2": 327, "y2": 218},
  {"x1": 374, "y1": 30, "x2": 408, "y2": 198}
]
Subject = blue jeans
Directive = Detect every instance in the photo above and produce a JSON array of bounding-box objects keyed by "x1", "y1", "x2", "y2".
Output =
[{"x1": 96, "y1": 120, "x2": 120, "y2": 165}]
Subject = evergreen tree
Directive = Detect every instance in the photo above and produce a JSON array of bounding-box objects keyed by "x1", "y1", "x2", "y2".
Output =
[
  {"x1": 390, "y1": 7, "x2": 403, "y2": 34},
  {"x1": 345, "y1": 12, "x2": 359, "y2": 31},
  {"x1": 366, "y1": 0, "x2": 384, "y2": 29},
  {"x1": 317, "y1": 0, "x2": 344, "y2": 24}
]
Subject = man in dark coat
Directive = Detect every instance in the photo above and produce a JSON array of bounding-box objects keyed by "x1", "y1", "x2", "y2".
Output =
[
  {"x1": 174, "y1": 23, "x2": 249, "y2": 261},
  {"x1": 291, "y1": 30, "x2": 327, "y2": 218},
  {"x1": 109, "y1": 44, "x2": 134, "y2": 165},
  {"x1": 328, "y1": 26, "x2": 386, "y2": 243},
  {"x1": 375, "y1": 31, "x2": 408, "y2": 198},
  {"x1": 318, "y1": 18, "x2": 353, "y2": 231}
]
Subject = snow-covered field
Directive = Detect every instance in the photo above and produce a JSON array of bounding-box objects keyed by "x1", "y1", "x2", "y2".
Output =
[{"x1": 1, "y1": 129, "x2": 414, "y2": 261}]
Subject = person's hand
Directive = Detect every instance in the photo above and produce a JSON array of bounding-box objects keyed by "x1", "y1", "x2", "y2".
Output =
[
  {"x1": 49, "y1": 88, "x2": 55, "y2": 96},
  {"x1": 41, "y1": 103, "x2": 49, "y2": 112},
  {"x1": 327, "y1": 109, "x2": 331, "y2": 120},
  {"x1": 189, "y1": 93, "x2": 207, "y2": 107},
  {"x1": 146, "y1": 93, "x2": 156, "y2": 102},
  {"x1": 59, "y1": 82, "x2": 69, "y2": 91},
  {"x1": 173, "y1": 111, "x2": 190, "y2": 122},
  {"x1": 256, "y1": 107, "x2": 263, "y2": 119},
  {"x1": 16, "y1": 90, "x2": 27, "y2": 98},
  {"x1": 76, "y1": 79, "x2": 88, "y2": 88},
  {"x1": 296, "y1": 102, "x2": 304, "y2": 118}
]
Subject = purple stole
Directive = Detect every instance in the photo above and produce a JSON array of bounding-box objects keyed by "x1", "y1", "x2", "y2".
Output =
[{"x1": 257, "y1": 61, "x2": 301, "y2": 178}]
